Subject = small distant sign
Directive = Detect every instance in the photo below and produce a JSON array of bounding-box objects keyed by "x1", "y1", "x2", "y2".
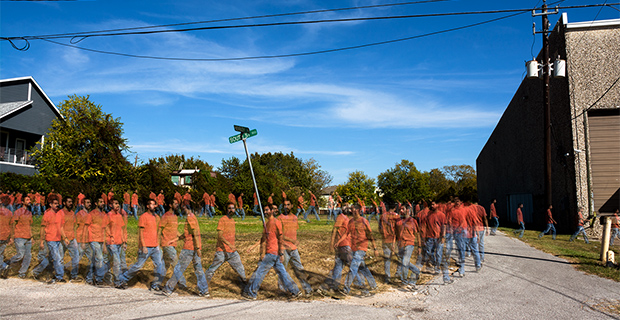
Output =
[
  {"x1": 229, "y1": 129, "x2": 258, "y2": 144},
  {"x1": 234, "y1": 125, "x2": 250, "y2": 133}
]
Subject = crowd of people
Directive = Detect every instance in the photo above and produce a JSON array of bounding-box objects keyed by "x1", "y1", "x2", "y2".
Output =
[{"x1": 0, "y1": 186, "x2": 503, "y2": 300}]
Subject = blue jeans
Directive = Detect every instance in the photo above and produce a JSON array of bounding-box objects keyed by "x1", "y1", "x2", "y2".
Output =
[
  {"x1": 453, "y1": 228, "x2": 467, "y2": 275},
  {"x1": 244, "y1": 253, "x2": 300, "y2": 298},
  {"x1": 343, "y1": 250, "x2": 376, "y2": 294},
  {"x1": 78, "y1": 242, "x2": 92, "y2": 274},
  {"x1": 120, "y1": 246, "x2": 165, "y2": 288},
  {"x1": 88, "y1": 242, "x2": 106, "y2": 283},
  {"x1": 2, "y1": 238, "x2": 31, "y2": 277},
  {"x1": 570, "y1": 226, "x2": 590, "y2": 243},
  {"x1": 33, "y1": 204, "x2": 42, "y2": 216},
  {"x1": 442, "y1": 232, "x2": 453, "y2": 282},
  {"x1": 397, "y1": 245, "x2": 421, "y2": 284},
  {"x1": 324, "y1": 246, "x2": 363, "y2": 290},
  {"x1": 423, "y1": 238, "x2": 443, "y2": 271},
  {"x1": 33, "y1": 241, "x2": 64, "y2": 280},
  {"x1": 382, "y1": 243, "x2": 396, "y2": 279},
  {"x1": 304, "y1": 206, "x2": 320, "y2": 222},
  {"x1": 296, "y1": 208, "x2": 305, "y2": 217},
  {"x1": 539, "y1": 223, "x2": 556, "y2": 239},
  {"x1": 466, "y1": 235, "x2": 481, "y2": 269},
  {"x1": 279, "y1": 249, "x2": 311, "y2": 293},
  {"x1": 0, "y1": 240, "x2": 7, "y2": 265},
  {"x1": 106, "y1": 244, "x2": 123, "y2": 285},
  {"x1": 205, "y1": 251, "x2": 246, "y2": 282},
  {"x1": 165, "y1": 249, "x2": 207, "y2": 294},
  {"x1": 132, "y1": 205, "x2": 139, "y2": 219},
  {"x1": 158, "y1": 205, "x2": 165, "y2": 216},
  {"x1": 162, "y1": 246, "x2": 179, "y2": 276},
  {"x1": 491, "y1": 217, "x2": 499, "y2": 234},
  {"x1": 253, "y1": 205, "x2": 260, "y2": 216},
  {"x1": 236, "y1": 209, "x2": 246, "y2": 220},
  {"x1": 611, "y1": 228, "x2": 620, "y2": 245},
  {"x1": 514, "y1": 222, "x2": 525, "y2": 238},
  {"x1": 477, "y1": 230, "x2": 485, "y2": 261},
  {"x1": 63, "y1": 239, "x2": 80, "y2": 278}
]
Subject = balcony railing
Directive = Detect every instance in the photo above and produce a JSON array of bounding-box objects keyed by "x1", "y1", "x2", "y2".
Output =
[{"x1": 0, "y1": 147, "x2": 35, "y2": 166}]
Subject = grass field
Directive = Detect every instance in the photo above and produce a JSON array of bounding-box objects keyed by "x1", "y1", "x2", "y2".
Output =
[
  {"x1": 501, "y1": 227, "x2": 620, "y2": 282},
  {"x1": 3, "y1": 213, "x2": 434, "y2": 300}
]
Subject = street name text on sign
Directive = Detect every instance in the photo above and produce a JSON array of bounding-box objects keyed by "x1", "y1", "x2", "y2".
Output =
[{"x1": 229, "y1": 129, "x2": 258, "y2": 144}]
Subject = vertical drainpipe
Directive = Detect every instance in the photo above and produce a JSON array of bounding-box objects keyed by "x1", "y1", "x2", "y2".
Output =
[{"x1": 583, "y1": 114, "x2": 594, "y2": 216}]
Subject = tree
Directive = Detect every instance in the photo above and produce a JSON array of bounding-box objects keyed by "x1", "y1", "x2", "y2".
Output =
[
  {"x1": 31, "y1": 95, "x2": 133, "y2": 194},
  {"x1": 441, "y1": 165, "x2": 477, "y2": 201},
  {"x1": 335, "y1": 170, "x2": 377, "y2": 204},
  {"x1": 377, "y1": 160, "x2": 431, "y2": 204}
]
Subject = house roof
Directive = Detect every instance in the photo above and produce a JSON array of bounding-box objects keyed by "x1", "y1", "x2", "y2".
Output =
[
  {"x1": 0, "y1": 76, "x2": 62, "y2": 119},
  {"x1": 0, "y1": 100, "x2": 33, "y2": 119},
  {"x1": 321, "y1": 185, "x2": 338, "y2": 195},
  {"x1": 172, "y1": 169, "x2": 200, "y2": 175}
]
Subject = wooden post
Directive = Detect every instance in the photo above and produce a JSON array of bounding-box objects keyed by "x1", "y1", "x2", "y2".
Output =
[{"x1": 600, "y1": 216, "x2": 612, "y2": 262}]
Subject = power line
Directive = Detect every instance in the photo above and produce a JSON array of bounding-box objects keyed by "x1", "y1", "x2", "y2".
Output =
[
  {"x1": 571, "y1": 74, "x2": 620, "y2": 121},
  {"x1": 12, "y1": 0, "x2": 450, "y2": 40},
  {"x1": 38, "y1": 11, "x2": 526, "y2": 62},
  {"x1": 4, "y1": 3, "x2": 616, "y2": 41}
]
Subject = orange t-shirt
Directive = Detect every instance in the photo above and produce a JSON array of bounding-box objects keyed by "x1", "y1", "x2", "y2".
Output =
[
  {"x1": 237, "y1": 195, "x2": 243, "y2": 208},
  {"x1": 42, "y1": 209, "x2": 65, "y2": 242},
  {"x1": 425, "y1": 210, "x2": 446, "y2": 239},
  {"x1": 12, "y1": 207, "x2": 32, "y2": 239},
  {"x1": 348, "y1": 216, "x2": 372, "y2": 252},
  {"x1": 159, "y1": 211, "x2": 178, "y2": 247},
  {"x1": 123, "y1": 193, "x2": 130, "y2": 205},
  {"x1": 75, "y1": 209, "x2": 89, "y2": 243},
  {"x1": 86, "y1": 209, "x2": 109, "y2": 243},
  {"x1": 157, "y1": 193, "x2": 165, "y2": 206},
  {"x1": 516, "y1": 208, "x2": 524, "y2": 223},
  {"x1": 101, "y1": 193, "x2": 108, "y2": 205},
  {"x1": 449, "y1": 205, "x2": 468, "y2": 230},
  {"x1": 216, "y1": 215, "x2": 236, "y2": 252},
  {"x1": 310, "y1": 194, "x2": 316, "y2": 206},
  {"x1": 138, "y1": 212, "x2": 159, "y2": 248},
  {"x1": 131, "y1": 193, "x2": 139, "y2": 206},
  {"x1": 77, "y1": 193, "x2": 85, "y2": 205},
  {"x1": 277, "y1": 214, "x2": 298, "y2": 250},
  {"x1": 210, "y1": 194, "x2": 216, "y2": 206},
  {"x1": 228, "y1": 193, "x2": 236, "y2": 205},
  {"x1": 203, "y1": 193, "x2": 211, "y2": 205},
  {"x1": 107, "y1": 211, "x2": 126, "y2": 245},
  {"x1": 183, "y1": 212, "x2": 201, "y2": 251},
  {"x1": 474, "y1": 204, "x2": 487, "y2": 232},
  {"x1": 490, "y1": 203, "x2": 497, "y2": 218},
  {"x1": 264, "y1": 217, "x2": 282, "y2": 255},
  {"x1": 297, "y1": 196, "x2": 304, "y2": 209},
  {"x1": 0, "y1": 207, "x2": 12, "y2": 241},
  {"x1": 398, "y1": 217, "x2": 418, "y2": 247},
  {"x1": 62, "y1": 208, "x2": 75, "y2": 241},
  {"x1": 380, "y1": 211, "x2": 400, "y2": 243},
  {"x1": 183, "y1": 193, "x2": 191, "y2": 206},
  {"x1": 334, "y1": 213, "x2": 351, "y2": 248}
]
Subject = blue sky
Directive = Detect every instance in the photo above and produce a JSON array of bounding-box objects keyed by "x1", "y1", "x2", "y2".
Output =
[{"x1": 2, "y1": 0, "x2": 618, "y2": 184}]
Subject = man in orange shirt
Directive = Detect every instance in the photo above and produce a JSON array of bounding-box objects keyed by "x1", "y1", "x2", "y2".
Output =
[
  {"x1": 157, "y1": 190, "x2": 166, "y2": 216},
  {"x1": 448, "y1": 198, "x2": 469, "y2": 278},
  {"x1": 163, "y1": 206, "x2": 209, "y2": 297},
  {"x1": 159, "y1": 199, "x2": 180, "y2": 280},
  {"x1": 76, "y1": 191, "x2": 86, "y2": 213},
  {"x1": 131, "y1": 190, "x2": 139, "y2": 219},
  {"x1": 489, "y1": 199, "x2": 498, "y2": 235},
  {"x1": 464, "y1": 202, "x2": 482, "y2": 272},
  {"x1": 105, "y1": 199, "x2": 127, "y2": 288},
  {"x1": 182, "y1": 191, "x2": 192, "y2": 212},
  {"x1": 61, "y1": 197, "x2": 81, "y2": 281},
  {"x1": 0, "y1": 195, "x2": 12, "y2": 274},
  {"x1": 201, "y1": 192, "x2": 211, "y2": 218},
  {"x1": 342, "y1": 204, "x2": 378, "y2": 296},
  {"x1": 610, "y1": 209, "x2": 619, "y2": 246},
  {"x1": 422, "y1": 202, "x2": 447, "y2": 281},
  {"x1": 32, "y1": 196, "x2": 69, "y2": 283},
  {"x1": 122, "y1": 191, "x2": 131, "y2": 216},
  {"x1": 84, "y1": 198, "x2": 109, "y2": 286},
  {"x1": 278, "y1": 200, "x2": 312, "y2": 295},
  {"x1": 101, "y1": 192, "x2": 109, "y2": 212},
  {"x1": 396, "y1": 204, "x2": 421, "y2": 288},
  {"x1": 118, "y1": 199, "x2": 165, "y2": 290},
  {"x1": 205, "y1": 202, "x2": 247, "y2": 286},
  {"x1": 252, "y1": 192, "x2": 260, "y2": 217},
  {"x1": 538, "y1": 205, "x2": 557, "y2": 240},
  {"x1": 1, "y1": 195, "x2": 33, "y2": 279},
  {"x1": 304, "y1": 191, "x2": 319, "y2": 223},
  {"x1": 379, "y1": 204, "x2": 400, "y2": 284},
  {"x1": 107, "y1": 188, "x2": 115, "y2": 211},
  {"x1": 237, "y1": 193, "x2": 245, "y2": 220},
  {"x1": 569, "y1": 207, "x2": 589, "y2": 243},
  {"x1": 242, "y1": 205, "x2": 300, "y2": 300},
  {"x1": 210, "y1": 191, "x2": 217, "y2": 217},
  {"x1": 75, "y1": 198, "x2": 92, "y2": 278},
  {"x1": 296, "y1": 193, "x2": 306, "y2": 217},
  {"x1": 513, "y1": 203, "x2": 525, "y2": 238}
]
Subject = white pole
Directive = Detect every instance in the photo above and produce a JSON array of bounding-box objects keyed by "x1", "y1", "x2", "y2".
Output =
[{"x1": 242, "y1": 136, "x2": 265, "y2": 227}]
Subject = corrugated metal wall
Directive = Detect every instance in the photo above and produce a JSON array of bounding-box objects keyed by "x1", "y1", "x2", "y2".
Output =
[{"x1": 588, "y1": 110, "x2": 620, "y2": 213}]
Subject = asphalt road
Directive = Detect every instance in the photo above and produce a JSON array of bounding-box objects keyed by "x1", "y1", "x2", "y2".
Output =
[{"x1": 1, "y1": 232, "x2": 619, "y2": 319}]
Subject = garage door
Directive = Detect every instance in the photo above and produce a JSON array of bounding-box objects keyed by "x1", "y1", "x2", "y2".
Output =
[{"x1": 588, "y1": 109, "x2": 620, "y2": 213}]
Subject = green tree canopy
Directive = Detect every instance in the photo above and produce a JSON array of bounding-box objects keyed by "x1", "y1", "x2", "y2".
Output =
[
  {"x1": 335, "y1": 170, "x2": 377, "y2": 204},
  {"x1": 377, "y1": 160, "x2": 430, "y2": 204},
  {"x1": 31, "y1": 95, "x2": 133, "y2": 197}
]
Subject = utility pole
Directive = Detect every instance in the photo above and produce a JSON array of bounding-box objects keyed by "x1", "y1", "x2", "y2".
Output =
[{"x1": 533, "y1": 0, "x2": 557, "y2": 209}]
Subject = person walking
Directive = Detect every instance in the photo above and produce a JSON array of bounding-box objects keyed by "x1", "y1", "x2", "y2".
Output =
[
  {"x1": 341, "y1": 204, "x2": 378, "y2": 296},
  {"x1": 489, "y1": 199, "x2": 498, "y2": 235},
  {"x1": 513, "y1": 204, "x2": 525, "y2": 238},
  {"x1": 569, "y1": 208, "x2": 589, "y2": 243},
  {"x1": 0, "y1": 195, "x2": 32, "y2": 279},
  {"x1": 538, "y1": 205, "x2": 557, "y2": 240},
  {"x1": 277, "y1": 200, "x2": 312, "y2": 296}
]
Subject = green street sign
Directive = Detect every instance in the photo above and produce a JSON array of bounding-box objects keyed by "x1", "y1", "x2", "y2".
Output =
[
  {"x1": 229, "y1": 129, "x2": 257, "y2": 144},
  {"x1": 234, "y1": 125, "x2": 250, "y2": 133}
]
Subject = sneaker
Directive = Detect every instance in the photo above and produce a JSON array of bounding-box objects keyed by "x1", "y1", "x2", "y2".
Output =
[
  {"x1": 57, "y1": 278, "x2": 67, "y2": 283},
  {"x1": 47, "y1": 279, "x2": 57, "y2": 285},
  {"x1": 86, "y1": 279, "x2": 94, "y2": 285},
  {"x1": 291, "y1": 290, "x2": 303, "y2": 299},
  {"x1": 475, "y1": 265, "x2": 482, "y2": 272},
  {"x1": 150, "y1": 285, "x2": 162, "y2": 292},
  {"x1": 315, "y1": 288, "x2": 329, "y2": 297},
  {"x1": 0, "y1": 266, "x2": 9, "y2": 279},
  {"x1": 116, "y1": 282, "x2": 128, "y2": 290},
  {"x1": 18, "y1": 274, "x2": 26, "y2": 279},
  {"x1": 31, "y1": 272, "x2": 43, "y2": 282},
  {"x1": 198, "y1": 291, "x2": 211, "y2": 298},
  {"x1": 241, "y1": 292, "x2": 256, "y2": 300},
  {"x1": 360, "y1": 290, "x2": 372, "y2": 297},
  {"x1": 337, "y1": 287, "x2": 349, "y2": 296},
  {"x1": 70, "y1": 276, "x2": 84, "y2": 283},
  {"x1": 443, "y1": 278, "x2": 454, "y2": 285},
  {"x1": 160, "y1": 290, "x2": 173, "y2": 297}
]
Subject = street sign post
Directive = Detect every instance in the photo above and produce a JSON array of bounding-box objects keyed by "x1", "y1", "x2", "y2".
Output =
[
  {"x1": 229, "y1": 126, "x2": 265, "y2": 226},
  {"x1": 229, "y1": 129, "x2": 257, "y2": 144}
]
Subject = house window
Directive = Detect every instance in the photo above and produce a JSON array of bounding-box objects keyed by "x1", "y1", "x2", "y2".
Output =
[
  {"x1": 171, "y1": 175, "x2": 180, "y2": 185},
  {"x1": 185, "y1": 176, "x2": 192, "y2": 184}
]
